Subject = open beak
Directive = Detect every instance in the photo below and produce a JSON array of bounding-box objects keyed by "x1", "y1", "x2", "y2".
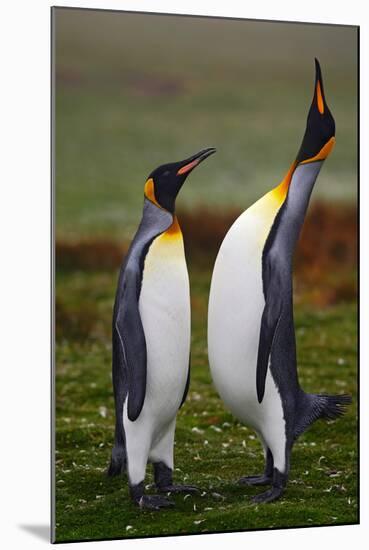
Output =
[{"x1": 177, "y1": 147, "x2": 216, "y2": 175}]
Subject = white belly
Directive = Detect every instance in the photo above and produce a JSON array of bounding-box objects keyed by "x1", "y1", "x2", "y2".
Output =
[
  {"x1": 208, "y1": 191, "x2": 286, "y2": 438},
  {"x1": 138, "y1": 228, "x2": 190, "y2": 427}
]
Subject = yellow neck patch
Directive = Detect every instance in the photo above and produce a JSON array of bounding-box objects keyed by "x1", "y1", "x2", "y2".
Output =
[
  {"x1": 161, "y1": 215, "x2": 182, "y2": 241},
  {"x1": 267, "y1": 136, "x2": 335, "y2": 212},
  {"x1": 144, "y1": 178, "x2": 161, "y2": 208},
  {"x1": 271, "y1": 161, "x2": 297, "y2": 203}
]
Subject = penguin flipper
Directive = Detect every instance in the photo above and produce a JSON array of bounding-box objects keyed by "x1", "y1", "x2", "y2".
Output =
[
  {"x1": 256, "y1": 284, "x2": 283, "y2": 404},
  {"x1": 115, "y1": 267, "x2": 147, "y2": 422}
]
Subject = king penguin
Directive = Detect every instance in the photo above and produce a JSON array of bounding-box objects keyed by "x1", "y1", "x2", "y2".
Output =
[
  {"x1": 108, "y1": 147, "x2": 216, "y2": 510},
  {"x1": 207, "y1": 59, "x2": 351, "y2": 504}
]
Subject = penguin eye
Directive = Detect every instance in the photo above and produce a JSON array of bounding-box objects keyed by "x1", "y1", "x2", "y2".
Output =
[{"x1": 162, "y1": 170, "x2": 170, "y2": 177}]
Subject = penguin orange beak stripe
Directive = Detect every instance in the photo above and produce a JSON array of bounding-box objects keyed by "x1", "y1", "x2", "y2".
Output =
[
  {"x1": 177, "y1": 147, "x2": 216, "y2": 175},
  {"x1": 316, "y1": 80, "x2": 324, "y2": 114},
  {"x1": 177, "y1": 159, "x2": 200, "y2": 175}
]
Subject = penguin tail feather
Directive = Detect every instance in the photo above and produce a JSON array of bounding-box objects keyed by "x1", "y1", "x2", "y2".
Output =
[
  {"x1": 107, "y1": 446, "x2": 127, "y2": 477},
  {"x1": 294, "y1": 393, "x2": 352, "y2": 439},
  {"x1": 313, "y1": 393, "x2": 352, "y2": 420}
]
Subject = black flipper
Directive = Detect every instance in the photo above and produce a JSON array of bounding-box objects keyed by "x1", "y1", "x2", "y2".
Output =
[
  {"x1": 115, "y1": 266, "x2": 147, "y2": 422},
  {"x1": 256, "y1": 259, "x2": 284, "y2": 403}
]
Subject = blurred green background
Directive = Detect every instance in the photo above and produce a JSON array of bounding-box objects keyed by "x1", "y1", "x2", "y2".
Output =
[
  {"x1": 55, "y1": 8, "x2": 357, "y2": 240},
  {"x1": 54, "y1": 8, "x2": 358, "y2": 543}
]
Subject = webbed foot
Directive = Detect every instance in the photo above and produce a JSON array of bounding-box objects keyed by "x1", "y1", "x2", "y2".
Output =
[
  {"x1": 238, "y1": 474, "x2": 272, "y2": 486},
  {"x1": 251, "y1": 468, "x2": 287, "y2": 504},
  {"x1": 138, "y1": 494, "x2": 175, "y2": 510},
  {"x1": 251, "y1": 486, "x2": 284, "y2": 504},
  {"x1": 153, "y1": 461, "x2": 199, "y2": 495},
  {"x1": 130, "y1": 481, "x2": 175, "y2": 510}
]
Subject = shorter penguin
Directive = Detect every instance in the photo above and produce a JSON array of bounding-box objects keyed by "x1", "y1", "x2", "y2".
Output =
[
  {"x1": 207, "y1": 59, "x2": 351, "y2": 503},
  {"x1": 108, "y1": 147, "x2": 216, "y2": 510}
]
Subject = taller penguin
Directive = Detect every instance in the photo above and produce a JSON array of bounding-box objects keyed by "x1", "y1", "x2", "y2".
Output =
[
  {"x1": 207, "y1": 60, "x2": 350, "y2": 504},
  {"x1": 109, "y1": 147, "x2": 216, "y2": 510}
]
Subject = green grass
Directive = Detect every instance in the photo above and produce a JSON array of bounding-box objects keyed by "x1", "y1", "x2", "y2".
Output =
[{"x1": 54, "y1": 268, "x2": 357, "y2": 542}]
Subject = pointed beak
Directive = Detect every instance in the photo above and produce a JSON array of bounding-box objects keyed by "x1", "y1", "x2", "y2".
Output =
[
  {"x1": 176, "y1": 147, "x2": 216, "y2": 176},
  {"x1": 295, "y1": 58, "x2": 335, "y2": 164}
]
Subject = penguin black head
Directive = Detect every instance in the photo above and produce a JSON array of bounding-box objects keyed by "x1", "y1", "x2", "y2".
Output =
[
  {"x1": 296, "y1": 58, "x2": 336, "y2": 164},
  {"x1": 144, "y1": 147, "x2": 216, "y2": 212}
]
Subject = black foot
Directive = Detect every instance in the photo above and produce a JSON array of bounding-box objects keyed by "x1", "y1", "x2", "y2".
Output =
[
  {"x1": 138, "y1": 494, "x2": 175, "y2": 511},
  {"x1": 158, "y1": 484, "x2": 200, "y2": 494},
  {"x1": 238, "y1": 474, "x2": 272, "y2": 486},
  {"x1": 153, "y1": 462, "x2": 199, "y2": 495},
  {"x1": 130, "y1": 481, "x2": 174, "y2": 511},
  {"x1": 251, "y1": 486, "x2": 284, "y2": 504},
  {"x1": 251, "y1": 468, "x2": 287, "y2": 504}
]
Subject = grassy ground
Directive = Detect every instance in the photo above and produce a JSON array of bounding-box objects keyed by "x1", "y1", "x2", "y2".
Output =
[{"x1": 54, "y1": 267, "x2": 357, "y2": 543}]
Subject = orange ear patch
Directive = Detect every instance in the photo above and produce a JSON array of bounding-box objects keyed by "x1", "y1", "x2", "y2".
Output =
[
  {"x1": 316, "y1": 80, "x2": 324, "y2": 114},
  {"x1": 177, "y1": 159, "x2": 199, "y2": 175},
  {"x1": 144, "y1": 178, "x2": 161, "y2": 207},
  {"x1": 300, "y1": 136, "x2": 335, "y2": 165}
]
